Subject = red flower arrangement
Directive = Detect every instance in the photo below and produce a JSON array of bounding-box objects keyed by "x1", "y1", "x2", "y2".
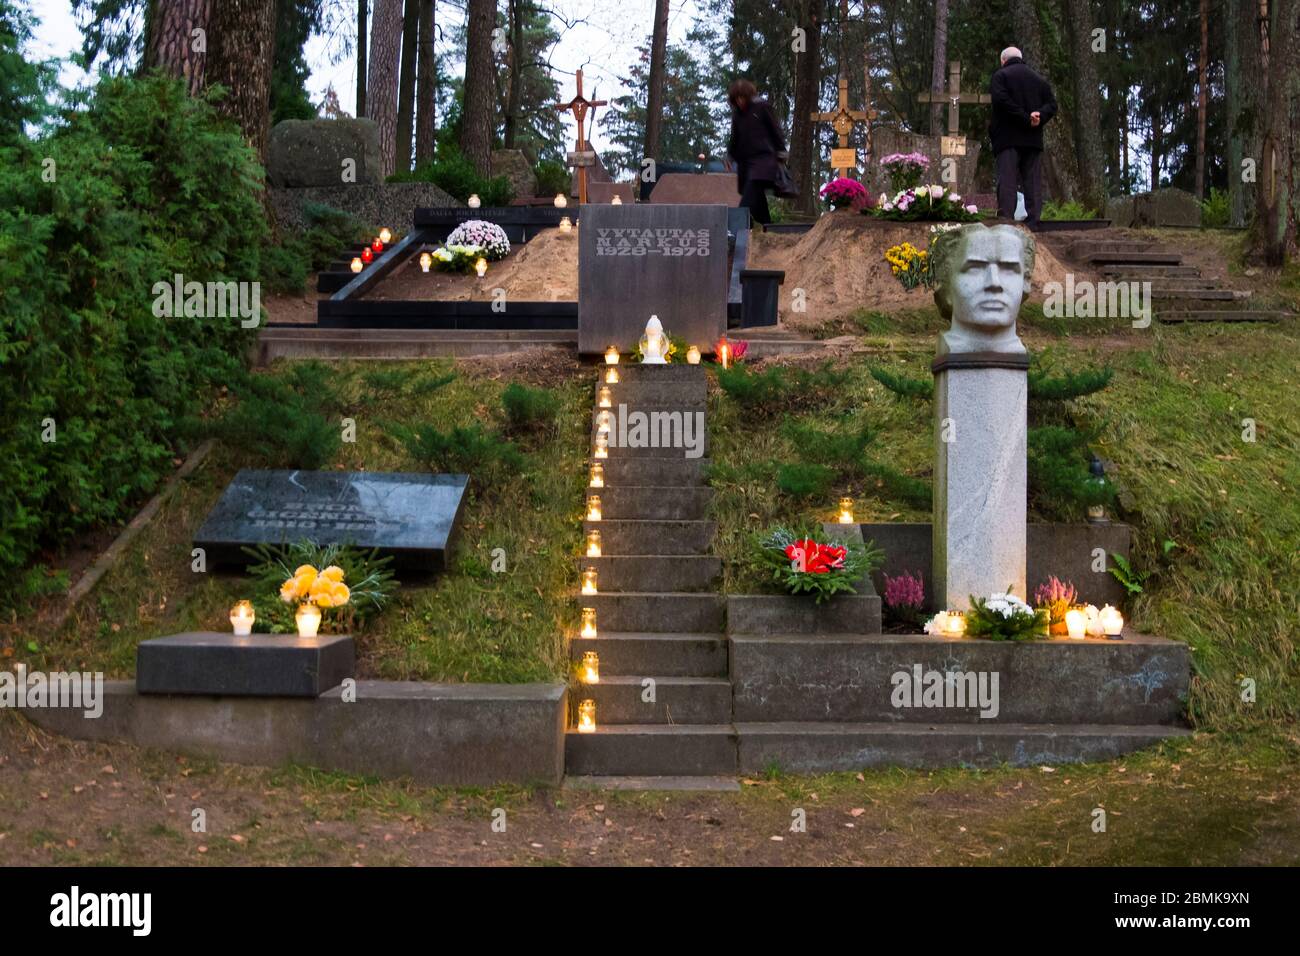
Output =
[{"x1": 784, "y1": 539, "x2": 848, "y2": 574}]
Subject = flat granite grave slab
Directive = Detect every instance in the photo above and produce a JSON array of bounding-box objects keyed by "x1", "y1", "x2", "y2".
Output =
[
  {"x1": 194, "y1": 469, "x2": 468, "y2": 571},
  {"x1": 578, "y1": 204, "x2": 728, "y2": 355},
  {"x1": 137, "y1": 631, "x2": 354, "y2": 698}
]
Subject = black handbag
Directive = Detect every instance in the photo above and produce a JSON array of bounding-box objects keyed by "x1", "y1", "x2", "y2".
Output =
[{"x1": 773, "y1": 161, "x2": 799, "y2": 199}]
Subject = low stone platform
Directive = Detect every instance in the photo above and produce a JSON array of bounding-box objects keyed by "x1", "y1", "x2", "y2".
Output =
[
  {"x1": 137, "y1": 632, "x2": 354, "y2": 698},
  {"x1": 736, "y1": 721, "x2": 1190, "y2": 773},
  {"x1": 730, "y1": 631, "x2": 1189, "y2": 725},
  {"x1": 23, "y1": 680, "x2": 567, "y2": 787}
]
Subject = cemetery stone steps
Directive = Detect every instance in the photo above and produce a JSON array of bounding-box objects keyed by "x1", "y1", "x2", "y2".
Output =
[
  {"x1": 1065, "y1": 236, "x2": 1291, "y2": 324},
  {"x1": 568, "y1": 363, "x2": 738, "y2": 785}
]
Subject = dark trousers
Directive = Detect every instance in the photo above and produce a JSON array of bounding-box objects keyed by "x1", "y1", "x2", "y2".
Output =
[
  {"x1": 996, "y1": 147, "x2": 1043, "y2": 226},
  {"x1": 740, "y1": 178, "x2": 773, "y2": 225}
]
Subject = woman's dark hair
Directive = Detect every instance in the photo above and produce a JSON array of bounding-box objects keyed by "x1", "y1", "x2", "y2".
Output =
[{"x1": 728, "y1": 79, "x2": 757, "y2": 108}]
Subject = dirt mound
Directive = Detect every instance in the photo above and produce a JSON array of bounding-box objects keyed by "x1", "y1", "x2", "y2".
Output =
[
  {"x1": 365, "y1": 227, "x2": 580, "y2": 301},
  {"x1": 748, "y1": 213, "x2": 1073, "y2": 332}
]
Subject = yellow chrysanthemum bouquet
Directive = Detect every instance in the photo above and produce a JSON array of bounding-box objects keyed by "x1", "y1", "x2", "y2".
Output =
[
  {"x1": 245, "y1": 541, "x2": 396, "y2": 635},
  {"x1": 883, "y1": 242, "x2": 932, "y2": 290}
]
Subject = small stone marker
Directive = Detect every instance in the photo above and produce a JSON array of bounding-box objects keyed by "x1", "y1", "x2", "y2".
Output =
[
  {"x1": 137, "y1": 631, "x2": 355, "y2": 697},
  {"x1": 930, "y1": 224, "x2": 1035, "y2": 609},
  {"x1": 194, "y1": 469, "x2": 468, "y2": 571},
  {"x1": 578, "y1": 203, "x2": 728, "y2": 355}
]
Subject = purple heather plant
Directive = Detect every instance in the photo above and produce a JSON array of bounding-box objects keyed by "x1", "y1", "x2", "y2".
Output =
[
  {"x1": 882, "y1": 569, "x2": 925, "y2": 623},
  {"x1": 1034, "y1": 575, "x2": 1078, "y2": 627}
]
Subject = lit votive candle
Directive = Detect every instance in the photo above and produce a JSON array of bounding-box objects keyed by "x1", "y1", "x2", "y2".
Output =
[
  {"x1": 1065, "y1": 607, "x2": 1087, "y2": 640},
  {"x1": 419, "y1": 251, "x2": 432, "y2": 273},
  {"x1": 295, "y1": 603, "x2": 321, "y2": 638},
  {"x1": 585, "y1": 530, "x2": 602, "y2": 558},
  {"x1": 580, "y1": 607, "x2": 597, "y2": 638},
  {"x1": 604, "y1": 366, "x2": 620, "y2": 384},
  {"x1": 610, "y1": 195, "x2": 622, "y2": 205},
  {"x1": 581, "y1": 567, "x2": 598, "y2": 595},
  {"x1": 945, "y1": 611, "x2": 966, "y2": 636},
  {"x1": 474, "y1": 258, "x2": 488, "y2": 278},
  {"x1": 577, "y1": 699, "x2": 596, "y2": 732},
  {"x1": 379, "y1": 227, "x2": 392, "y2": 245},
  {"x1": 586, "y1": 495, "x2": 602, "y2": 521},
  {"x1": 580, "y1": 651, "x2": 600, "y2": 684},
  {"x1": 1100, "y1": 604, "x2": 1124, "y2": 637},
  {"x1": 838, "y1": 496, "x2": 855, "y2": 524},
  {"x1": 596, "y1": 410, "x2": 612, "y2": 434},
  {"x1": 554, "y1": 192, "x2": 567, "y2": 208},
  {"x1": 598, "y1": 386, "x2": 612, "y2": 408},
  {"x1": 350, "y1": 257, "x2": 363, "y2": 273},
  {"x1": 230, "y1": 600, "x2": 255, "y2": 636},
  {"x1": 559, "y1": 215, "x2": 573, "y2": 234},
  {"x1": 589, "y1": 462, "x2": 604, "y2": 488},
  {"x1": 686, "y1": 345, "x2": 701, "y2": 365},
  {"x1": 593, "y1": 434, "x2": 609, "y2": 459},
  {"x1": 605, "y1": 346, "x2": 620, "y2": 365},
  {"x1": 467, "y1": 193, "x2": 481, "y2": 208}
]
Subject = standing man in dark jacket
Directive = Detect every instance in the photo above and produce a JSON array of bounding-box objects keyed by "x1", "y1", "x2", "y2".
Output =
[
  {"x1": 989, "y1": 46, "x2": 1057, "y2": 227},
  {"x1": 726, "y1": 79, "x2": 787, "y2": 225}
]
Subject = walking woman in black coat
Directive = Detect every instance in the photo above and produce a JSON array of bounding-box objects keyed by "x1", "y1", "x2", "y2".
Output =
[{"x1": 726, "y1": 79, "x2": 787, "y2": 225}]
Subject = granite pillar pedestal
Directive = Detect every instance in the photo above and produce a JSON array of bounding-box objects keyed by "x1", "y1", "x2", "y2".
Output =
[{"x1": 932, "y1": 351, "x2": 1029, "y2": 610}]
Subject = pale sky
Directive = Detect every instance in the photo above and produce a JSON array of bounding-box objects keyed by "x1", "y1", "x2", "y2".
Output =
[{"x1": 25, "y1": 0, "x2": 705, "y2": 153}]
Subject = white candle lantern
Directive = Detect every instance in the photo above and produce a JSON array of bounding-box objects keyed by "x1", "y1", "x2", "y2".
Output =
[
  {"x1": 604, "y1": 366, "x2": 619, "y2": 384},
  {"x1": 586, "y1": 495, "x2": 602, "y2": 521},
  {"x1": 295, "y1": 603, "x2": 321, "y2": 638},
  {"x1": 585, "y1": 530, "x2": 602, "y2": 557},
  {"x1": 604, "y1": 346, "x2": 620, "y2": 365},
  {"x1": 350, "y1": 257, "x2": 363, "y2": 273},
  {"x1": 581, "y1": 567, "x2": 598, "y2": 595},
  {"x1": 467, "y1": 193, "x2": 481, "y2": 208},
  {"x1": 598, "y1": 386, "x2": 612, "y2": 408},
  {"x1": 554, "y1": 192, "x2": 567, "y2": 208},
  {"x1": 593, "y1": 434, "x2": 609, "y2": 458},
  {"x1": 577, "y1": 699, "x2": 596, "y2": 732},
  {"x1": 1100, "y1": 605, "x2": 1124, "y2": 636},
  {"x1": 474, "y1": 258, "x2": 488, "y2": 278},
  {"x1": 580, "y1": 651, "x2": 600, "y2": 684},
  {"x1": 230, "y1": 600, "x2": 255, "y2": 636},
  {"x1": 610, "y1": 195, "x2": 622, "y2": 205},
  {"x1": 378, "y1": 227, "x2": 392, "y2": 245},
  {"x1": 580, "y1": 607, "x2": 597, "y2": 638},
  {"x1": 589, "y1": 462, "x2": 604, "y2": 488},
  {"x1": 686, "y1": 346, "x2": 701, "y2": 365},
  {"x1": 944, "y1": 611, "x2": 966, "y2": 636},
  {"x1": 419, "y1": 251, "x2": 432, "y2": 273},
  {"x1": 838, "y1": 496, "x2": 855, "y2": 524},
  {"x1": 559, "y1": 215, "x2": 573, "y2": 234},
  {"x1": 1065, "y1": 607, "x2": 1087, "y2": 640}
]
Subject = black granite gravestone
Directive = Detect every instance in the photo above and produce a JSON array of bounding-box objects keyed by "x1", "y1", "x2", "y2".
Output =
[
  {"x1": 578, "y1": 203, "x2": 728, "y2": 355},
  {"x1": 194, "y1": 469, "x2": 468, "y2": 570}
]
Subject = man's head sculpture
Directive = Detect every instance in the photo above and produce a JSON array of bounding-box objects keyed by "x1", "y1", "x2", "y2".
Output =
[{"x1": 931, "y1": 223, "x2": 1036, "y2": 355}]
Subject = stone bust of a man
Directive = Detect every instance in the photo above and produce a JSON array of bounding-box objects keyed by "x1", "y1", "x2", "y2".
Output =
[{"x1": 931, "y1": 223, "x2": 1036, "y2": 355}]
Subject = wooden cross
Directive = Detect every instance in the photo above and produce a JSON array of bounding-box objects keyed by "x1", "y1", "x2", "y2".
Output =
[
  {"x1": 811, "y1": 76, "x2": 875, "y2": 178},
  {"x1": 552, "y1": 68, "x2": 607, "y2": 204},
  {"x1": 917, "y1": 60, "x2": 991, "y2": 138}
]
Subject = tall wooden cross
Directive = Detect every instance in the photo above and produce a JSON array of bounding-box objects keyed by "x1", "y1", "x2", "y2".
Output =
[
  {"x1": 917, "y1": 60, "x2": 991, "y2": 140},
  {"x1": 811, "y1": 76, "x2": 875, "y2": 178},
  {"x1": 552, "y1": 68, "x2": 607, "y2": 204}
]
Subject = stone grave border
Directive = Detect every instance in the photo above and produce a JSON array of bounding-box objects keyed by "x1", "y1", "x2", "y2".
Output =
[{"x1": 312, "y1": 206, "x2": 759, "y2": 331}]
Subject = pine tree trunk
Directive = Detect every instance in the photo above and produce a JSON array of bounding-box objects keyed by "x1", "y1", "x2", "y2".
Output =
[
  {"x1": 503, "y1": 0, "x2": 523, "y2": 149},
  {"x1": 1225, "y1": 0, "x2": 1263, "y2": 228},
  {"x1": 1010, "y1": 0, "x2": 1081, "y2": 204},
  {"x1": 394, "y1": 0, "x2": 419, "y2": 172},
  {"x1": 644, "y1": 0, "x2": 670, "y2": 160},
  {"x1": 788, "y1": 0, "x2": 821, "y2": 215},
  {"x1": 414, "y1": 0, "x2": 435, "y2": 164},
  {"x1": 1255, "y1": 0, "x2": 1297, "y2": 265},
  {"x1": 357, "y1": 0, "x2": 368, "y2": 117},
  {"x1": 367, "y1": 0, "x2": 403, "y2": 176},
  {"x1": 460, "y1": 0, "x2": 496, "y2": 176},
  {"x1": 929, "y1": 0, "x2": 949, "y2": 135},
  {"x1": 144, "y1": 0, "x2": 212, "y2": 95},
  {"x1": 1194, "y1": 0, "x2": 1208, "y2": 199},
  {"x1": 208, "y1": 0, "x2": 276, "y2": 164},
  {"x1": 1062, "y1": 0, "x2": 1106, "y2": 212}
]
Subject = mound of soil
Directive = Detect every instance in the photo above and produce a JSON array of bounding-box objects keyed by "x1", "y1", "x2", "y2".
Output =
[
  {"x1": 363, "y1": 227, "x2": 580, "y2": 301},
  {"x1": 748, "y1": 212, "x2": 1074, "y2": 332}
]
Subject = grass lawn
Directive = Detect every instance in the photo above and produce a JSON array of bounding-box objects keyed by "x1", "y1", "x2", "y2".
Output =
[{"x1": 10, "y1": 357, "x2": 590, "y2": 684}]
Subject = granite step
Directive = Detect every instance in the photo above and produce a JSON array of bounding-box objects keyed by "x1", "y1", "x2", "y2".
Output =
[
  {"x1": 1080, "y1": 251, "x2": 1182, "y2": 265},
  {"x1": 565, "y1": 724, "x2": 738, "y2": 776},
  {"x1": 574, "y1": 675, "x2": 733, "y2": 724},
  {"x1": 1069, "y1": 239, "x2": 1176, "y2": 257},
  {"x1": 1156, "y1": 309, "x2": 1288, "y2": 324},
  {"x1": 574, "y1": 555, "x2": 721, "y2": 592},
  {"x1": 1149, "y1": 287, "x2": 1246, "y2": 301},
  {"x1": 584, "y1": 519, "x2": 715, "y2": 555},
  {"x1": 570, "y1": 632, "x2": 728, "y2": 677},
  {"x1": 1099, "y1": 264, "x2": 1200, "y2": 278},
  {"x1": 562, "y1": 775, "x2": 741, "y2": 792},
  {"x1": 602, "y1": 364, "x2": 707, "y2": 384},
  {"x1": 594, "y1": 441, "x2": 710, "y2": 460},
  {"x1": 590, "y1": 419, "x2": 710, "y2": 458},
  {"x1": 580, "y1": 592, "x2": 725, "y2": 633},
  {"x1": 735, "y1": 721, "x2": 1192, "y2": 773},
  {"x1": 595, "y1": 457, "x2": 708, "y2": 487},
  {"x1": 595, "y1": 381, "x2": 707, "y2": 406},
  {"x1": 1121, "y1": 277, "x2": 1222, "y2": 290},
  {"x1": 584, "y1": 485, "x2": 712, "y2": 521}
]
